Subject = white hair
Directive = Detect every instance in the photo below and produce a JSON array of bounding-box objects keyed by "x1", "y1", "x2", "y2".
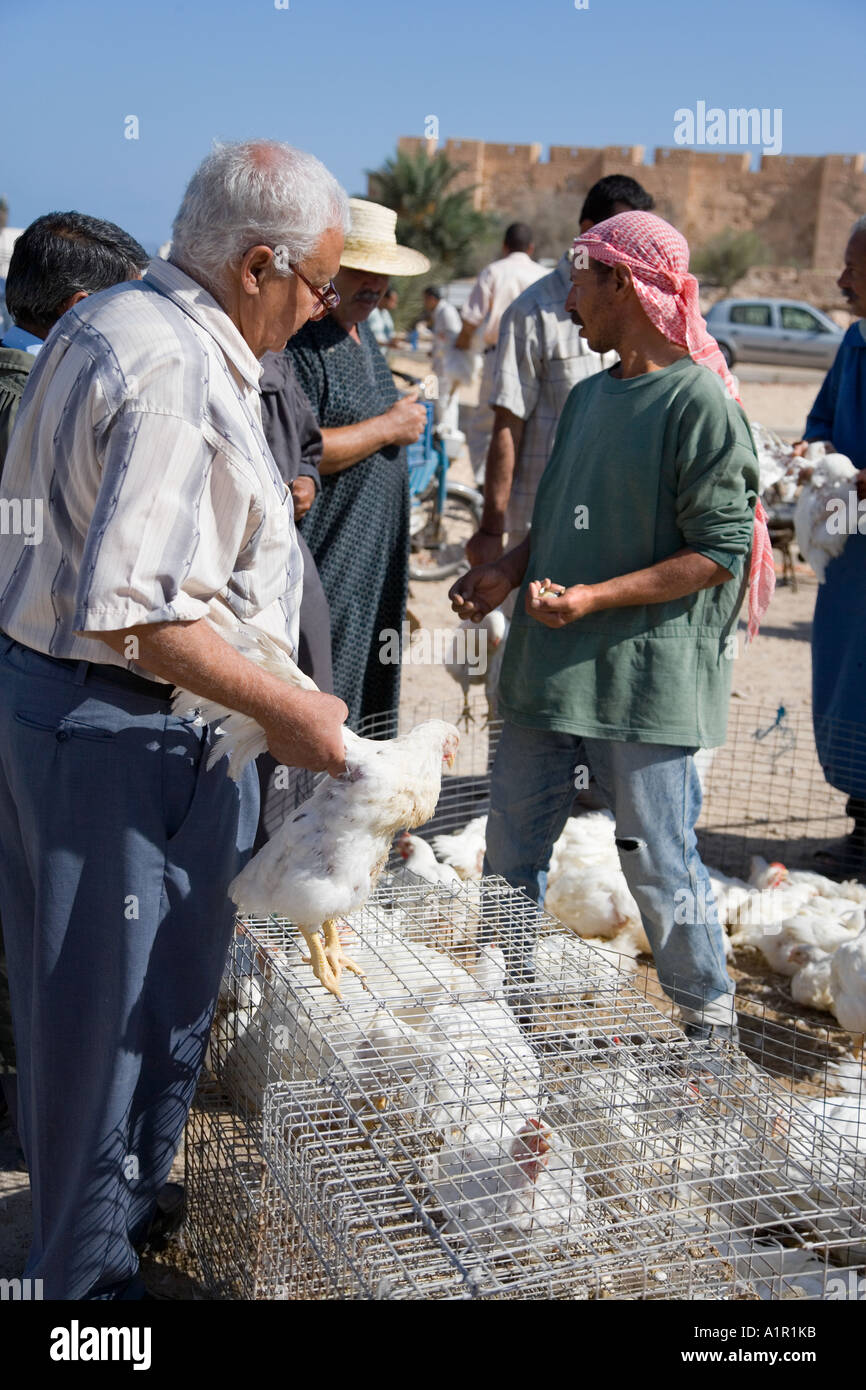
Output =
[{"x1": 170, "y1": 140, "x2": 349, "y2": 300}]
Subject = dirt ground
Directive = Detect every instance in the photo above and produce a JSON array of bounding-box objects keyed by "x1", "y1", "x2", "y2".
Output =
[{"x1": 0, "y1": 372, "x2": 846, "y2": 1299}]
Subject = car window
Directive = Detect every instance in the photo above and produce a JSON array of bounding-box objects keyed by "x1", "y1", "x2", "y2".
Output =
[
  {"x1": 729, "y1": 303, "x2": 772, "y2": 327},
  {"x1": 780, "y1": 306, "x2": 823, "y2": 332}
]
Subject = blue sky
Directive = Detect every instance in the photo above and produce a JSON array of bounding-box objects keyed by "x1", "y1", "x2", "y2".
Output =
[{"x1": 2, "y1": 0, "x2": 864, "y2": 250}]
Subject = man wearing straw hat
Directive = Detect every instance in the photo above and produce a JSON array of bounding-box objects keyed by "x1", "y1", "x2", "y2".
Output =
[{"x1": 287, "y1": 198, "x2": 430, "y2": 732}]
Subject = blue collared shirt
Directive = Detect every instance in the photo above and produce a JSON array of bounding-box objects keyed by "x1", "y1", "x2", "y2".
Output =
[
  {"x1": 1, "y1": 324, "x2": 42, "y2": 355},
  {"x1": 805, "y1": 319, "x2": 866, "y2": 469}
]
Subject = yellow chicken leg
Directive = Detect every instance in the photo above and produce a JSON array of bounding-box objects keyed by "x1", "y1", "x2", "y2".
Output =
[
  {"x1": 458, "y1": 694, "x2": 475, "y2": 732},
  {"x1": 298, "y1": 926, "x2": 343, "y2": 999},
  {"x1": 323, "y1": 918, "x2": 367, "y2": 984},
  {"x1": 298, "y1": 920, "x2": 367, "y2": 1000}
]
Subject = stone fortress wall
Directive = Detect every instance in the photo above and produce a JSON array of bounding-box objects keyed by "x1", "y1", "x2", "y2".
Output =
[{"x1": 392, "y1": 135, "x2": 866, "y2": 275}]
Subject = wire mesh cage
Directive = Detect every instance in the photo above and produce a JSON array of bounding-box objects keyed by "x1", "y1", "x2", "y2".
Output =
[
  {"x1": 357, "y1": 697, "x2": 866, "y2": 876},
  {"x1": 185, "y1": 879, "x2": 866, "y2": 1301}
]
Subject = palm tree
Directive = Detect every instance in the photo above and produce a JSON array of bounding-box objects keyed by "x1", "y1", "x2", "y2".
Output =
[{"x1": 366, "y1": 149, "x2": 497, "y2": 276}]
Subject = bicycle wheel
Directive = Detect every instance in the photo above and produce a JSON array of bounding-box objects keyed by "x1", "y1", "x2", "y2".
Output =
[{"x1": 409, "y1": 482, "x2": 483, "y2": 581}]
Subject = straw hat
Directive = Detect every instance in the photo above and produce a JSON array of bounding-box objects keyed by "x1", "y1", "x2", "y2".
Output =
[{"x1": 340, "y1": 198, "x2": 431, "y2": 276}]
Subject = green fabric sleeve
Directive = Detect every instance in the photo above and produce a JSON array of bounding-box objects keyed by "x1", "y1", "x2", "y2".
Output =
[
  {"x1": 686, "y1": 544, "x2": 746, "y2": 574},
  {"x1": 675, "y1": 437, "x2": 758, "y2": 560}
]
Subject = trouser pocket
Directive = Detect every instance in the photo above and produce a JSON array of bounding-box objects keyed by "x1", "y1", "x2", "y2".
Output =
[
  {"x1": 14, "y1": 710, "x2": 116, "y2": 741},
  {"x1": 163, "y1": 719, "x2": 208, "y2": 844}
]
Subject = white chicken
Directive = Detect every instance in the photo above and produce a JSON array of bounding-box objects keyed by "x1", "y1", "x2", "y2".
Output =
[
  {"x1": 754, "y1": 862, "x2": 866, "y2": 907},
  {"x1": 744, "y1": 908, "x2": 864, "y2": 977},
  {"x1": 707, "y1": 868, "x2": 756, "y2": 928},
  {"x1": 171, "y1": 604, "x2": 459, "y2": 1000},
  {"x1": 431, "y1": 815, "x2": 488, "y2": 879},
  {"x1": 545, "y1": 813, "x2": 652, "y2": 954},
  {"x1": 536, "y1": 932, "x2": 639, "y2": 993},
  {"x1": 726, "y1": 857, "x2": 866, "y2": 1003},
  {"x1": 788, "y1": 943, "x2": 836, "y2": 1012},
  {"x1": 390, "y1": 833, "x2": 482, "y2": 949},
  {"x1": 424, "y1": 1116, "x2": 587, "y2": 1244},
  {"x1": 794, "y1": 448, "x2": 859, "y2": 582},
  {"x1": 830, "y1": 928, "x2": 866, "y2": 1036},
  {"x1": 802, "y1": 1059, "x2": 866, "y2": 1149},
  {"x1": 219, "y1": 917, "x2": 587, "y2": 1245},
  {"x1": 766, "y1": 1056, "x2": 866, "y2": 1262},
  {"x1": 219, "y1": 921, "x2": 500, "y2": 1111},
  {"x1": 427, "y1": 810, "x2": 652, "y2": 958},
  {"x1": 393, "y1": 832, "x2": 463, "y2": 890},
  {"x1": 443, "y1": 608, "x2": 509, "y2": 728},
  {"x1": 750, "y1": 421, "x2": 800, "y2": 496},
  {"x1": 727, "y1": 860, "x2": 832, "y2": 948}
]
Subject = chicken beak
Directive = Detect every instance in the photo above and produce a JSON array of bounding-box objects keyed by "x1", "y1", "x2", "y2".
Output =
[{"x1": 444, "y1": 750, "x2": 456, "y2": 768}]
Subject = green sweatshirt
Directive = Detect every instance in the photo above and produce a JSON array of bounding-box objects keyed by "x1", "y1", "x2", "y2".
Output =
[{"x1": 498, "y1": 356, "x2": 759, "y2": 748}]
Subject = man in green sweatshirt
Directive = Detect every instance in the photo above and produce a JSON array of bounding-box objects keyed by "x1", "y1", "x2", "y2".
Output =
[{"x1": 450, "y1": 211, "x2": 762, "y2": 1045}]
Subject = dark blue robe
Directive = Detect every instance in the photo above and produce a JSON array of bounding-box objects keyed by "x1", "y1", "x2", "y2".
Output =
[{"x1": 805, "y1": 321, "x2": 866, "y2": 796}]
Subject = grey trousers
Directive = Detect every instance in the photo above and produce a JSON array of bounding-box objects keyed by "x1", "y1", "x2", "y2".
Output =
[{"x1": 0, "y1": 635, "x2": 258, "y2": 1298}]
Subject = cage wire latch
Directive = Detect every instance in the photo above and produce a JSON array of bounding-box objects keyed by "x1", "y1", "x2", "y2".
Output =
[{"x1": 751, "y1": 705, "x2": 795, "y2": 763}]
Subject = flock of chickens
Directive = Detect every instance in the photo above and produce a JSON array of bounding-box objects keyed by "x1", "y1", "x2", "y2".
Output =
[
  {"x1": 215, "y1": 916, "x2": 591, "y2": 1244},
  {"x1": 420, "y1": 808, "x2": 866, "y2": 1037},
  {"x1": 173, "y1": 424, "x2": 866, "y2": 1267},
  {"x1": 751, "y1": 422, "x2": 860, "y2": 584}
]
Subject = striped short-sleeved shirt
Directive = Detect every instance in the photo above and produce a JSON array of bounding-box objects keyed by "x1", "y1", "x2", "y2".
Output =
[
  {"x1": 0, "y1": 258, "x2": 303, "y2": 678},
  {"x1": 491, "y1": 254, "x2": 617, "y2": 538}
]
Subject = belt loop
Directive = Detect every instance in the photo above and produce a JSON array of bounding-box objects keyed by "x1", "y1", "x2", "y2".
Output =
[{"x1": 73, "y1": 661, "x2": 91, "y2": 687}]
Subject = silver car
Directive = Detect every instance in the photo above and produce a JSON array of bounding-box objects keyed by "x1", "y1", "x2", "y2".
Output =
[{"x1": 705, "y1": 298, "x2": 844, "y2": 369}]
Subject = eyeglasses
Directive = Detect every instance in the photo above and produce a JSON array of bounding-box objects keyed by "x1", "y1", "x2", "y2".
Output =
[
  {"x1": 289, "y1": 262, "x2": 340, "y2": 318},
  {"x1": 242, "y1": 245, "x2": 340, "y2": 319}
]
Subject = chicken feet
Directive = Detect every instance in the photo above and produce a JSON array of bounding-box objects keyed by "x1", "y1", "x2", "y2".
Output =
[
  {"x1": 298, "y1": 918, "x2": 367, "y2": 1000},
  {"x1": 457, "y1": 695, "x2": 476, "y2": 732}
]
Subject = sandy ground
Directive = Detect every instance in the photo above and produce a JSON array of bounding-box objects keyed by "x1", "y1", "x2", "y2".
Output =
[{"x1": 0, "y1": 371, "x2": 838, "y2": 1298}]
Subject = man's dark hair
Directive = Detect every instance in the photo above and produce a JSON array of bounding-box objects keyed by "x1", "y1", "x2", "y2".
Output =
[
  {"x1": 503, "y1": 222, "x2": 534, "y2": 253},
  {"x1": 579, "y1": 175, "x2": 655, "y2": 227},
  {"x1": 423, "y1": 284, "x2": 442, "y2": 300},
  {"x1": 5, "y1": 212, "x2": 149, "y2": 333}
]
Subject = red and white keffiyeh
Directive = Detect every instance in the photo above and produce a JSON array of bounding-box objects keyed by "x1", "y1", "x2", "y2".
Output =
[{"x1": 573, "y1": 211, "x2": 774, "y2": 640}]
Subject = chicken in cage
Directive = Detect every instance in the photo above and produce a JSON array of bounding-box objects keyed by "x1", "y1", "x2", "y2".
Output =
[{"x1": 186, "y1": 877, "x2": 866, "y2": 1299}]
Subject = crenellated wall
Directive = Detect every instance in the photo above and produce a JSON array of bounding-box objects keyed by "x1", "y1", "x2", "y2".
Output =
[{"x1": 386, "y1": 136, "x2": 866, "y2": 268}]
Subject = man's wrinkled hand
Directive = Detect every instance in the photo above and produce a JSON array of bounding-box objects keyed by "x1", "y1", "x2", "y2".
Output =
[
  {"x1": 262, "y1": 691, "x2": 348, "y2": 778},
  {"x1": 386, "y1": 391, "x2": 427, "y2": 446},
  {"x1": 291, "y1": 476, "x2": 317, "y2": 519}
]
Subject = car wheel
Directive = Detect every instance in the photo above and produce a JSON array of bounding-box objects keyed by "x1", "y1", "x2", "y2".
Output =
[{"x1": 718, "y1": 341, "x2": 734, "y2": 368}]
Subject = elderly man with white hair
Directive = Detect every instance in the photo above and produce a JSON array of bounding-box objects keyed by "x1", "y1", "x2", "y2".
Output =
[{"x1": 0, "y1": 140, "x2": 349, "y2": 1300}]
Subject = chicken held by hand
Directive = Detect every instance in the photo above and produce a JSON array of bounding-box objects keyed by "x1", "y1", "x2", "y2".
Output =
[
  {"x1": 172, "y1": 611, "x2": 459, "y2": 1000},
  {"x1": 231, "y1": 720, "x2": 459, "y2": 997}
]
